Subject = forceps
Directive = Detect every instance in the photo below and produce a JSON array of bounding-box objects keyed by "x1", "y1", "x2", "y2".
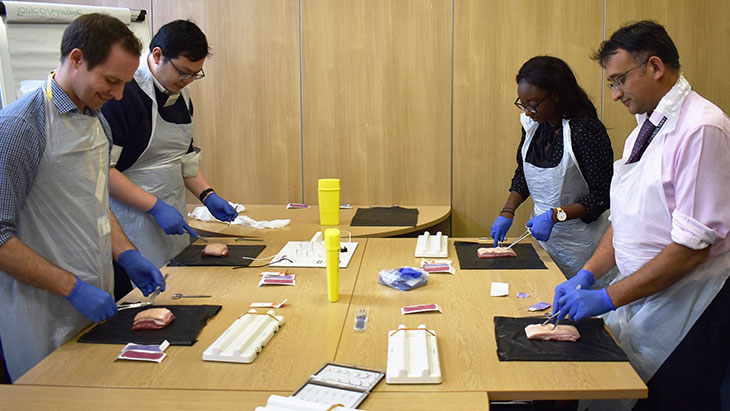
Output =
[
  {"x1": 117, "y1": 273, "x2": 169, "y2": 311},
  {"x1": 148, "y1": 273, "x2": 169, "y2": 305},
  {"x1": 502, "y1": 227, "x2": 532, "y2": 250},
  {"x1": 171, "y1": 293, "x2": 212, "y2": 300},
  {"x1": 542, "y1": 310, "x2": 561, "y2": 330}
]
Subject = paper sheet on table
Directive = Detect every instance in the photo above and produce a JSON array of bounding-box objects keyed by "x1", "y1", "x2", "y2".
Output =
[
  {"x1": 491, "y1": 282, "x2": 509, "y2": 297},
  {"x1": 188, "y1": 203, "x2": 290, "y2": 229}
]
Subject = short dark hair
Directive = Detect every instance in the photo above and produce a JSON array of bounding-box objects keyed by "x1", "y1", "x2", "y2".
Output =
[
  {"x1": 149, "y1": 20, "x2": 211, "y2": 61},
  {"x1": 516, "y1": 56, "x2": 598, "y2": 120},
  {"x1": 593, "y1": 20, "x2": 680, "y2": 71},
  {"x1": 60, "y1": 13, "x2": 142, "y2": 70}
]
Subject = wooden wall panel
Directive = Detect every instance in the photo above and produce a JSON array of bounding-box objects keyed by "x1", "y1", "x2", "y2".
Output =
[
  {"x1": 452, "y1": 0, "x2": 604, "y2": 237},
  {"x1": 603, "y1": 0, "x2": 730, "y2": 157},
  {"x1": 301, "y1": 0, "x2": 452, "y2": 205},
  {"x1": 20, "y1": 0, "x2": 150, "y2": 9},
  {"x1": 152, "y1": 0, "x2": 302, "y2": 204},
  {"x1": 18, "y1": 1, "x2": 729, "y2": 236}
]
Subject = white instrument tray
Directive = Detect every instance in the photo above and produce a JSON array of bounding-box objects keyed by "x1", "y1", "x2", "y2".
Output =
[
  {"x1": 202, "y1": 309, "x2": 284, "y2": 363},
  {"x1": 270, "y1": 232, "x2": 358, "y2": 268},
  {"x1": 414, "y1": 231, "x2": 448, "y2": 258},
  {"x1": 291, "y1": 363, "x2": 384, "y2": 409},
  {"x1": 255, "y1": 395, "x2": 361, "y2": 411},
  {"x1": 386, "y1": 324, "x2": 442, "y2": 384}
]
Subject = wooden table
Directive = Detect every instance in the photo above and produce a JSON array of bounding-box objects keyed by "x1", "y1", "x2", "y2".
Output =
[
  {"x1": 187, "y1": 204, "x2": 451, "y2": 240},
  {"x1": 0, "y1": 385, "x2": 490, "y2": 411},
  {"x1": 18, "y1": 237, "x2": 367, "y2": 391},
  {"x1": 14, "y1": 237, "x2": 645, "y2": 408},
  {"x1": 336, "y1": 239, "x2": 647, "y2": 401}
]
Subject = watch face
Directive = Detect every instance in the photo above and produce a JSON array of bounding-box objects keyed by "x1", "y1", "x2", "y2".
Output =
[{"x1": 557, "y1": 208, "x2": 567, "y2": 221}]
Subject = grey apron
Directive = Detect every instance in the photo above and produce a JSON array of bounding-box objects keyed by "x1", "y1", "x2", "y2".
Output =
[
  {"x1": 109, "y1": 65, "x2": 193, "y2": 269},
  {"x1": 520, "y1": 114, "x2": 610, "y2": 281},
  {"x1": 0, "y1": 75, "x2": 113, "y2": 381}
]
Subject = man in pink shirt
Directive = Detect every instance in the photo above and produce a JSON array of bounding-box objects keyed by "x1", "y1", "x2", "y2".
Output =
[{"x1": 551, "y1": 21, "x2": 730, "y2": 410}]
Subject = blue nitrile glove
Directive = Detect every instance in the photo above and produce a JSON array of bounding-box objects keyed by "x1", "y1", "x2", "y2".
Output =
[
  {"x1": 490, "y1": 216, "x2": 513, "y2": 247},
  {"x1": 552, "y1": 269, "x2": 596, "y2": 318},
  {"x1": 118, "y1": 249, "x2": 165, "y2": 296},
  {"x1": 526, "y1": 210, "x2": 555, "y2": 241},
  {"x1": 558, "y1": 288, "x2": 616, "y2": 323},
  {"x1": 147, "y1": 198, "x2": 197, "y2": 236},
  {"x1": 203, "y1": 193, "x2": 238, "y2": 222},
  {"x1": 65, "y1": 277, "x2": 117, "y2": 322}
]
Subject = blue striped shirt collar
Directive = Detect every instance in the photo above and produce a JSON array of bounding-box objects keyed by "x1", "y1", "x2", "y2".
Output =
[{"x1": 49, "y1": 77, "x2": 103, "y2": 117}]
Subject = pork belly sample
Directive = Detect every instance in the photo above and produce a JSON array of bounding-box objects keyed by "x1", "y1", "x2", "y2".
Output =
[
  {"x1": 202, "y1": 243, "x2": 229, "y2": 257},
  {"x1": 132, "y1": 308, "x2": 175, "y2": 330},
  {"x1": 524, "y1": 323, "x2": 581, "y2": 342},
  {"x1": 477, "y1": 247, "x2": 517, "y2": 259}
]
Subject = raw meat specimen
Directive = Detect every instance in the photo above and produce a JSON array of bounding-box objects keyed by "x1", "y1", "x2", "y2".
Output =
[
  {"x1": 477, "y1": 247, "x2": 517, "y2": 258},
  {"x1": 132, "y1": 308, "x2": 175, "y2": 330},
  {"x1": 202, "y1": 243, "x2": 229, "y2": 257},
  {"x1": 524, "y1": 323, "x2": 581, "y2": 342}
]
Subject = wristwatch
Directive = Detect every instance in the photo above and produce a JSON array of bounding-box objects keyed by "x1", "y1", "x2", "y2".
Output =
[{"x1": 554, "y1": 207, "x2": 568, "y2": 222}]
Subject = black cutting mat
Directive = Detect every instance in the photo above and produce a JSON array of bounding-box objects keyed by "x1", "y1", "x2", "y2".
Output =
[
  {"x1": 454, "y1": 242, "x2": 547, "y2": 270},
  {"x1": 168, "y1": 245, "x2": 266, "y2": 267},
  {"x1": 78, "y1": 305, "x2": 221, "y2": 346},
  {"x1": 494, "y1": 316, "x2": 629, "y2": 362},
  {"x1": 350, "y1": 206, "x2": 419, "y2": 227}
]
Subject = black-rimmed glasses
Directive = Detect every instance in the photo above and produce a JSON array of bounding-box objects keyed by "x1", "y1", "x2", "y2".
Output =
[
  {"x1": 607, "y1": 61, "x2": 648, "y2": 90},
  {"x1": 167, "y1": 58, "x2": 205, "y2": 81},
  {"x1": 514, "y1": 94, "x2": 547, "y2": 114}
]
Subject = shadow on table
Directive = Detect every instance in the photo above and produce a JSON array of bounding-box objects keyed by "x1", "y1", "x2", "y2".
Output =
[{"x1": 490, "y1": 400, "x2": 578, "y2": 411}]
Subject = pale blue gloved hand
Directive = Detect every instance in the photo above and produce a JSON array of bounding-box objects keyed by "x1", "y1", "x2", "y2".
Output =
[
  {"x1": 118, "y1": 249, "x2": 165, "y2": 296},
  {"x1": 526, "y1": 209, "x2": 555, "y2": 241},
  {"x1": 490, "y1": 216, "x2": 513, "y2": 247},
  {"x1": 558, "y1": 288, "x2": 616, "y2": 323},
  {"x1": 552, "y1": 269, "x2": 596, "y2": 318},
  {"x1": 147, "y1": 198, "x2": 197, "y2": 236},
  {"x1": 65, "y1": 277, "x2": 117, "y2": 322},
  {"x1": 203, "y1": 193, "x2": 238, "y2": 222}
]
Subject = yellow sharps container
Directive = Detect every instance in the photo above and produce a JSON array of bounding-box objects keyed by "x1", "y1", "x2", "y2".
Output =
[
  {"x1": 324, "y1": 228, "x2": 340, "y2": 302},
  {"x1": 318, "y1": 178, "x2": 340, "y2": 225}
]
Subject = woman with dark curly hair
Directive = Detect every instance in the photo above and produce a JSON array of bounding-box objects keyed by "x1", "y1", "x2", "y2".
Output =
[{"x1": 490, "y1": 56, "x2": 614, "y2": 285}]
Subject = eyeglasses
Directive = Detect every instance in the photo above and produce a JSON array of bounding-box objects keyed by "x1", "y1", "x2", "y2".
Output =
[
  {"x1": 514, "y1": 94, "x2": 548, "y2": 114},
  {"x1": 607, "y1": 61, "x2": 648, "y2": 90},
  {"x1": 166, "y1": 57, "x2": 205, "y2": 81}
]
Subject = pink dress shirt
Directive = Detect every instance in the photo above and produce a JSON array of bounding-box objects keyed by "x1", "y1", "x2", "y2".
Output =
[{"x1": 621, "y1": 75, "x2": 730, "y2": 256}]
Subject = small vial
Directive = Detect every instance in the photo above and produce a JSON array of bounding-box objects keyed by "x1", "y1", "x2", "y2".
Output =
[{"x1": 353, "y1": 308, "x2": 368, "y2": 331}]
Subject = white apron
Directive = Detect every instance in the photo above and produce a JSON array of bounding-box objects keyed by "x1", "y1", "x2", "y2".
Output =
[
  {"x1": 109, "y1": 66, "x2": 193, "y2": 269},
  {"x1": 520, "y1": 114, "x2": 610, "y2": 281},
  {"x1": 586, "y1": 112, "x2": 730, "y2": 411},
  {"x1": 0, "y1": 76, "x2": 113, "y2": 381}
]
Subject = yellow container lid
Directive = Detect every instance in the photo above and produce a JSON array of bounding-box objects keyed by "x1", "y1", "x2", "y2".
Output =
[
  {"x1": 324, "y1": 228, "x2": 341, "y2": 249},
  {"x1": 318, "y1": 178, "x2": 340, "y2": 190}
]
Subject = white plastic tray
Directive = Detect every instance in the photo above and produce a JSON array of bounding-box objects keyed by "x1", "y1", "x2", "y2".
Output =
[
  {"x1": 270, "y1": 232, "x2": 358, "y2": 268},
  {"x1": 254, "y1": 395, "x2": 361, "y2": 411},
  {"x1": 291, "y1": 363, "x2": 384, "y2": 408},
  {"x1": 202, "y1": 309, "x2": 284, "y2": 363},
  {"x1": 414, "y1": 231, "x2": 448, "y2": 258},
  {"x1": 386, "y1": 324, "x2": 442, "y2": 384}
]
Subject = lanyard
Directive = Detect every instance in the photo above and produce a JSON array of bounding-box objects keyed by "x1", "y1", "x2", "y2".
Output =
[{"x1": 45, "y1": 71, "x2": 56, "y2": 100}]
